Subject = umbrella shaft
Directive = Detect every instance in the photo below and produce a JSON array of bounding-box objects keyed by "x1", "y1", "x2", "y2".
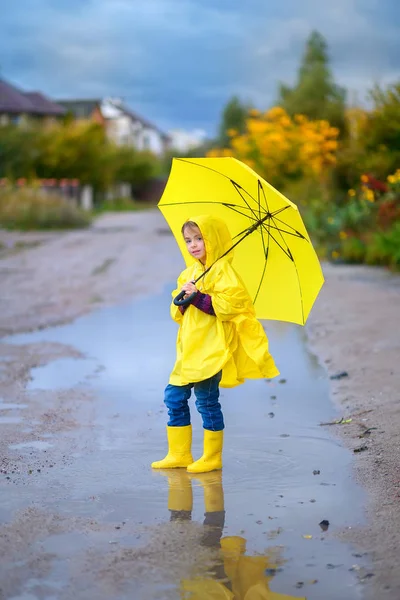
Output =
[
  {"x1": 193, "y1": 215, "x2": 269, "y2": 286},
  {"x1": 247, "y1": 214, "x2": 270, "y2": 234}
]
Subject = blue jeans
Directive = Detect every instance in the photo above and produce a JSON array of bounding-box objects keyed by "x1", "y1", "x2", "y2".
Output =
[{"x1": 164, "y1": 371, "x2": 224, "y2": 431}]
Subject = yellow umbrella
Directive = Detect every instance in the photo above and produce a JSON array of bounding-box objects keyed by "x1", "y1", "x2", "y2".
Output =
[{"x1": 158, "y1": 157, "x2": 324, "y2": 325}]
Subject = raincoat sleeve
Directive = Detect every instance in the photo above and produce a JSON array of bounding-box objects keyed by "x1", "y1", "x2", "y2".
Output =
[
  {"x1": 170, "y1": 268, "x2": 192, "y2": 324},
  {"x1": 211, "y1": 263, "x2": 254, "y2": 322}
]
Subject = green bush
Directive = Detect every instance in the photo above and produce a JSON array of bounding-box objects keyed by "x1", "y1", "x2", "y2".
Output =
[
  {"x1": 337, "y1": 197, "x2": 377, "y2": 234},
  {"x1": 340, "y1": 236, "x2": 367, "y2": 263},
  {"x1": 97, "y1": 197, "x2": 137, "y2": 212},
  {"x1": 0, "y1": 188, "x2": 91, "y2": 230},
  {"x1": 365, "y1": 221, "x2": 400, "y2": 268},
  {"x1": 95, "y1": 197, "x2": 155, "y2": 213},
  {"x1": 0, "y1": 122, "x2": 161, "y2": 193}
]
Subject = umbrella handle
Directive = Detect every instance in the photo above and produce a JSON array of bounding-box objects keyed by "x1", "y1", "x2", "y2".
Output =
[{"x1": 173, "y1": 290, "x2": 198, "y2": 307}]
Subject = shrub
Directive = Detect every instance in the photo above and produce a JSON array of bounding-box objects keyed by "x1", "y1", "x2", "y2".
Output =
[
  {"x1": 0, "y1": 188, "x2": 91, "y2": 230},
  {"x1": 365, "y1": 221, "x2": 400, "y2": 269},
  {"x1": 340, "y1": 236, "x2": 367, "y2": 264},
  {"x1": 95, "y1": 197, "x2": 153, "y2": 212}
]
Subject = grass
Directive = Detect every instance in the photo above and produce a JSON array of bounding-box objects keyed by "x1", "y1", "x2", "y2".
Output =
[
  {"x1": 94, "y1": 197, "x2": 157, "y2": 213},
  {"x1": 0, "y1": 188, "x2": 92, "y2": 230}
]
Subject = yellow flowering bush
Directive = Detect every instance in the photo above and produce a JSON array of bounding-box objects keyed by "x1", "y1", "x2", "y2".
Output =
[
  {"x1": 208, "y1": 107, "x2": 339, "y2": 187},
  {"x1": 387, "y1": 168, "x2": 400, "y2": 185}
]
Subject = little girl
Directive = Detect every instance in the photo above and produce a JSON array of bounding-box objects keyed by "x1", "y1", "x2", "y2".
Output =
[{"x1": 152, "y1": 215, "x2": 279, "y2": 473}]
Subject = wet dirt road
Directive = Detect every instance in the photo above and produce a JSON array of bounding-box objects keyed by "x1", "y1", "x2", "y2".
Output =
[{"x1": 1, "y1": 284, "x2": 370, "y2": 600}]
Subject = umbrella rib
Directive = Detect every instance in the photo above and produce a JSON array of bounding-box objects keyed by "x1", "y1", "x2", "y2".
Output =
[
  {"x1": 223, "y1": 205, "x2": 272, "y2": 240},
  {"x1": 294, "y1": 260, "x2": 305, "y2": 325},
  {"x1": 258, "y1": 180, "x2": 270, "y2": 217},
  {"x1": 271, "y1": 205, "x2": 290, "y2": 217},
  {"x1": 253, "y1": 255, "x2": 268, "y2": 307},
  {"x1": 235, "y1": 185, "x2": 265, "y2": 214},
  {"x1": 271, "y1": 215, "x2": 309, "y2": 240},
  {"x1": 257, "y1": 180, "x2": 263, "y2": 221},
  {"x1": 223, "y1": 203, "x2": 264, "y2": 223},
  {"x1": 159, "y1": 200, "x2": 257, "y2": 211},
  {"x1": 230, "y1": 181, "x2": 263, "y2": 221},
  {"x1": 159, "y1": 200, "x2": 265, "y2": 224},
  {"x1": 160, "y1": 200, "x2": 265, "y2": 238},
  {"x1": 264, "y1": 228, "x2": 294, "y2": 261},
  {"x1": 269, "y1": 209, "x2": 304, "y2": 250},
  {"x1": 269, "y1": 213, "x2": 306, "y2": 325},
  {"x1": 263, "y1": 223, "x2": 305, "y2": 239},
  {"x1": 253, "y1": 211, "x2": 270, "y2": 306},
  {"x1": 177, "y1": 158, "x2": 261, "y2": 213},
  {"x1": 255, "y1": 180, "x2": 270, "y2": 267},
  {"x1": 263, "y1": 225, "x2": 305, "y2": 323},
  {"x1": 257, "y1": 182, "x2": 283, "y2": 250}
]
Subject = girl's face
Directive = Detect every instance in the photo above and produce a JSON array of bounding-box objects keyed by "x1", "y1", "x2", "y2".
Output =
[{"x1": 183, "y1": 225, "x2": 206, "y2": 264}]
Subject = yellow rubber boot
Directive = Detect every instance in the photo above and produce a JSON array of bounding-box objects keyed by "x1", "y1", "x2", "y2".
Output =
[
  {"x1": 164, "y1": 470, "x2": 193, "y2": 513},
  {"x1": 187, "y1": 429, "x2": 223, "y2": 473},
  {"x1": 151, "y1": 425, "x2": 193, "y2": 469},
  {"x1": 190, "y1": 471, "x2": 224, "y2": 512}
]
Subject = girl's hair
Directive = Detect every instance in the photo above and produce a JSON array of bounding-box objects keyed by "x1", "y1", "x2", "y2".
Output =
[{"x1": 181, "y1": 220, "x2": 199, "y2": 235}]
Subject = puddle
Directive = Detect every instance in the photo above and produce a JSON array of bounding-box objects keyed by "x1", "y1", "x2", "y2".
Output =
[
  {"x1": 0, "y1": 416, "x2": 22, "y2": 424},
  {"x1": 26, "y1": 356, "x2": 100, "y2": 390},
  {"x1": 9, "y1": 440, "x2": 53, "y2": 451},
  {"x1": 0, "y1": 402, "x2": 28, "y2": 410},
  {"x1": 2, "y1": 288, "x2": 368, "y2": 600}
]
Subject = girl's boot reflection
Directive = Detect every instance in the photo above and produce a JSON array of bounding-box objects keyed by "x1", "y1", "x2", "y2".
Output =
[
  {"x1": 190, "y1": 471, "x2": 225, "y2": 547},
  {"x1": 189, "y1": 471, "x2": 230, "y2": 589},
  {"x1": 160, "y1": 469, "x2": 193, "y2": 522}
]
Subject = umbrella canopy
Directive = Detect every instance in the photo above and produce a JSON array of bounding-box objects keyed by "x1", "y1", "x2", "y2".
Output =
[{"x1": 158, "y1": 157, "x2": 324, "y2": 325}]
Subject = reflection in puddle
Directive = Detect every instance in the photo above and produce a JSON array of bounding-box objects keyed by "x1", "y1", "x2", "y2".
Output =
[
  {"x1": 0, "y1": 416, "x2": 22, "y2": 424},
  {"x1": 3, "y1": 287, "x2": 367, "y2": 599},
  {"x1": 160, "y1": 470, "x2": 306, "y2": 600},
  {"x1": 9, "y1": 440, "x2": 53, "y2": 451},
  {"x1": 27, "y1": 356, "x2": 100, "y2": 390},
  {"x1": 0, "y1": 402, "x2": 28, "y2": 410}
]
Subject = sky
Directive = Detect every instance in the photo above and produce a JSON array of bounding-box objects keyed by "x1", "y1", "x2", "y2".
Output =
[{"x1": 1, "y1": 0, "x2": 399, "y2": 136}]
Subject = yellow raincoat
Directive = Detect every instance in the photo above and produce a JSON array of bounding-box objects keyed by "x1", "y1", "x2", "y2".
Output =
[
  {"x1": 182, "y1": 549, "x2": 306, "y2": 600},
  {"x1": 169, "y1": 215, "x2": 279, "y2": 388}
]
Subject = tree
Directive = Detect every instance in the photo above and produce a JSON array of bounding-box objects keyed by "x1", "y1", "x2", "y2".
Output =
[
  {"x1": 113, "y1": 146, "x2": 158, "y2": 185},
  {"x1": 278, "y1": 31, "x2": 346, "y2": 132},
  {"x1": 208, "y1": 106, "x2": 339, "y2": 190},
  {"x1": 0, "y1": 120, "x2": 160, "y2": 194},
  {"x1": 0, "y1": 125, "x2": 38, "y2": 178},
  {"x1": 335, "y1": 82, "x2": 400, "y2": 189},
  {"x1": 218, "y1": 96, "x2": 248, "y2": 147},
  {"x1": 35, "y1": 121, "x2": 115, "y2": 190},
  {"x1": 366, "y1": 83, "x2": 400, "y2": 154}
]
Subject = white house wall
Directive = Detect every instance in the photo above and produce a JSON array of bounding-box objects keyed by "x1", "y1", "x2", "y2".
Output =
[{"x1": 101, "y1": 98, "x2": 165, "y2": 155}]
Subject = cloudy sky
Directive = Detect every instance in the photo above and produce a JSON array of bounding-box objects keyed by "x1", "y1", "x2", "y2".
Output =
[{"x1": 1, "y1": 0, "x2": 399, "y2": 135}]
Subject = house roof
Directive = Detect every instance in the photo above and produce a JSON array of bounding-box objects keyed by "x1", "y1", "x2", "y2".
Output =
[
  {"x1": 57, "y1": 96, "x2": 171, "y2": 141},
  {"x1": 121, "y1": 106, "x2": 170, "y2": 140},
  {"x1": 23, "y1": 92, "x2": 65, "y2": 116},
  {"x1": 57, "y1": 99, "x2": 102, "y2": 119},
  {"x1": 0, "y1": 79, "x2": 66, "y2": 116}
]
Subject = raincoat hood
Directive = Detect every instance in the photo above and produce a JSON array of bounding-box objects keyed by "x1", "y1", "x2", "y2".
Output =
[{"x1": 183, "y1": 215, "x2": 233, "y2": 269}]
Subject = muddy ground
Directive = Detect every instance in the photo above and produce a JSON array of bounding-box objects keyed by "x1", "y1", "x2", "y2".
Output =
[
  {"x1": 1, "y1": 210, "x2": 399, "y2": 599},
  {"x1": 307, "y1": 262, "x2": 400, "y2": 599}
]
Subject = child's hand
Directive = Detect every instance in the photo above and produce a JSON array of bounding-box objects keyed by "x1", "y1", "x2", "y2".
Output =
[{"x1": 181, "y1": 281, "x2": 197, "y2": 296}]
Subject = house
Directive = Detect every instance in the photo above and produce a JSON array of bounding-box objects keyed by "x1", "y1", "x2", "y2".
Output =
[
  {"x1": 168, "y1": 128, "x2": 207, "y2": 152},
  {"x1": 55, "y1": 99, "x2": 106, "y2": 125},
  {"x1": 0, "y1": 78, "x2": 66, "y2": 126},
  {"x1": 58, "y1": 97, "x2": 170, "y2": 155}
]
